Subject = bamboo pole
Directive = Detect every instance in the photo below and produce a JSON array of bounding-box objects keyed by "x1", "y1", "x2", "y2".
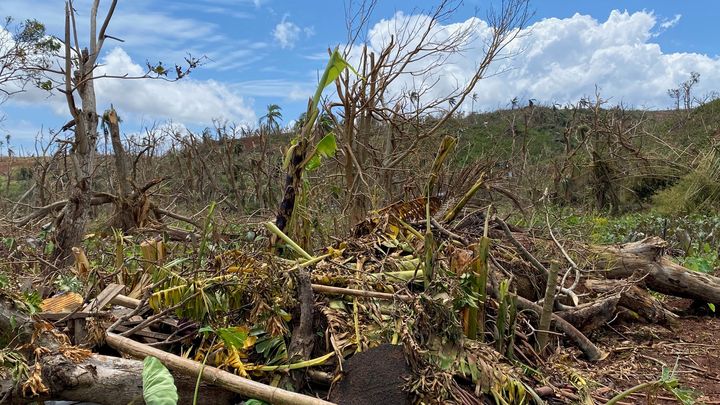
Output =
[
  {"x1": 106, "y1": 333, "x2": 335, "y2": 405},
  {"x1": 311, "y1": 284, "x2": 413, "y2": 302},
  {"x1": 266, "y1": 221, "x2": 313, "y2": 260}
]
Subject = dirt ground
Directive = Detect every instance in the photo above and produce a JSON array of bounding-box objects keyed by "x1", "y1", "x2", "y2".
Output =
[{"x1": 555, "y1": 298, "x2": 720, "y2": 404}]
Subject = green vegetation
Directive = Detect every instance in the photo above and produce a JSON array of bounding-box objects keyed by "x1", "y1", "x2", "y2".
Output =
[{"x1": 142, "y1": 356, "x2": 178, "y2": 405}]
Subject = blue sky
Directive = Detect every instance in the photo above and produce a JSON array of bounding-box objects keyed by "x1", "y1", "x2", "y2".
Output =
[{"x1": 1, "y1": 0, "x2": 719, "y2": 152}]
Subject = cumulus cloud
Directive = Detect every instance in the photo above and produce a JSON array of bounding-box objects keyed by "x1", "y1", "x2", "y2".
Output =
[
  {"x1": 93, "y1": 48, "x2": 256, "y2": 124},
  {"x1": 272, "y1": 15, "x2": 314, "y2": 49},
  {"x1": 360, "y1": 10, "x2": 720, "y2": 110},
  {"x1": 6, "y1": 48, "x2": 256, "y2": 126},
  {"x1": 273, "y1": 16, "x2": 302, "y2": 49}
]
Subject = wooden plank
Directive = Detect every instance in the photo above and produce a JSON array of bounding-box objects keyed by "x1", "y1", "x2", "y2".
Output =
[
  {"x1": 85, "y1": 283, "x2": 125, "y2": 312},
  {"x1": 75, "y1": 283, "x2": 125, "y2": 345},
  {"x1": 110, "y1": 294, "x2": 179, "y2": 328},
  {"x1": 109, "y1": 292, "x2": 140, "y2": 309}
]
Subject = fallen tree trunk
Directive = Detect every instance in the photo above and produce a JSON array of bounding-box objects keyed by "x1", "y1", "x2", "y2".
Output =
[
  {"x1": 555, "y1": 294, "x2": 620, "y2": 334},
  {"x1": 0, "y1": 353, "x2": 236, "y2": 405},
  {"x1": 0, "y1": 299, "x2": 234, "y2": 405},
  {"x1": 556, "y1": 280, "x2": 679, "y2": 333},
  {"x1": 106, "y1": 332, "x2": 335, "y2": 405},
  {"x1": 591, "y1": 237, "x2": 720, "y2": 305}
]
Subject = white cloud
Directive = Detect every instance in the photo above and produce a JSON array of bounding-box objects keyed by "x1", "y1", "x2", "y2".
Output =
[
  {"x1": 359, "y1": 10, "x2": 720, "y2": 111},
  {"x1": 6, "y1": 48, "x2": 257, "y2": 126},
  {"x1": 272, "y1": 15, "x2": 314, "y2": 49},
  {"x1": 273, "y1": 16, "x2": 302, "y2": 49},
  {"x1": 0, "y1": 0, "x2": 254, "y2": 73},
  {"x1": 93, "y1": 48, "x2": 256, "y2": 125},
  {"x1": 660, "y1": 14, "x2": 682, "y2": 29}
]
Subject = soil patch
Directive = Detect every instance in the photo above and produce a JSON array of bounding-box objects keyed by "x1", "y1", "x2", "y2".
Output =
[{"x1": 330, "y1": 344, "x2": 412, "y2": 405}]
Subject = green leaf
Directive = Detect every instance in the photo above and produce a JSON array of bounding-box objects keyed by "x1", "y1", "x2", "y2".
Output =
[
  {"x1": 322, "y1": 51, "x2": 350, "y2": 89},
  {"x1": 215, "y1": 327, "x2": 248, "y2": 349},
  {"x1": 708, "y1": 303, "x2": 716, "y2": 312},
  {"x1": 315, "y1": 133, "x2": 337, "y2": 157},
  {"x1": 305, "y1": 133, "x2": 337, "y2": 171},
  {"x1": 142, "y1": 356, "x2": 178, "y2": 405},
  {"x1": 311, "y1": 48, "x2": 359, "y2": 112}
]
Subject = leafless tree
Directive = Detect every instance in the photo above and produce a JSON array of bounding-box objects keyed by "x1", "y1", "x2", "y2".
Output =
[
  {"x1": 9, "y1": 1, "x2": 201, "y2": 263},
  {"x1": 332, "y1": 0, "x2": 532, "y2": 225}
]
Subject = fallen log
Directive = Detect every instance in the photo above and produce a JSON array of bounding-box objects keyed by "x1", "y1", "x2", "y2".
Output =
[
  {"x1": 0, "y1": 352, "x2": 236, "y2": 405},
  {"x1": 591, "y1": 237, "x2": 720, "y2": 305},
  {"x1": 0, "y1": 299, "x2": 234, "y2": 405},
  {"x1": 512, "y1": 294, "x2": 605, "y2": 361},
  {"x1": 556, "y1": 280, "x2": 679, "y2": 334},
  {"x1": 555, "y1": 295, "x2": 620, "y2": 334},
  {"x1": 106, "y1": 332, "x2": 335, "y2": 405}
]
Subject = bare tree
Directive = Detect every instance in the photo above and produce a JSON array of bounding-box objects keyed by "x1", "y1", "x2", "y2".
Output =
[
  {"x1": 333, "y1": 0, "x2": 531, "y2": 225},
  {"x1": 10, "y1": 1, "x2": 200, "y2": 263},
  {"x1": 681, "y1": 71, "x2": 700, "y2": 111},
  {"x1": 667, "y1": 88, "x2": 680, "y2": 111},
  {"x1": 668, "y1": 71, "x2": 701, "y2": 112}
]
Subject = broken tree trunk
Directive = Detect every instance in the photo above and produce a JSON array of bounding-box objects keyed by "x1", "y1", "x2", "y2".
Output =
[
  {"x1": 104, "y1": 107, "x2": 170, "y2": 232},
  {"x1": 106, "y1": 105, "x2": 138, "y2": 231},
  {"x1": 106, "y1": 333, "x2": 335, "y2": 405},
  {"x1": 555, "y1": 282, "x2": 677, "y2": 334},
  {"x1": 591, "y1": 237, "x2": 720, "y2": 305},
  {"x1": 54, "y1": 3, "x2": 103, "y2": 264},
  {"x1": 281, "y1": 268, "x2": 316, "y2": 391},
  {"x1": 0, "y1": 353, "x2": 236, "y2": 405},
  {"x1": 0, "y1": 299, "x2": 234, "y2": 405}
]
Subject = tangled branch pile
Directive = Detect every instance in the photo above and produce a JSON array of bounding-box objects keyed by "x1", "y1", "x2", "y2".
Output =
[{"x1": 2, "y1": 171, "x2": 717, "y2": 404}]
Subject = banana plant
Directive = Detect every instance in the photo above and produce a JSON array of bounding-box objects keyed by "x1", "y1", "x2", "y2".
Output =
[{"x1": 274, "y1": 48, "x2": 359, "y2": 248}]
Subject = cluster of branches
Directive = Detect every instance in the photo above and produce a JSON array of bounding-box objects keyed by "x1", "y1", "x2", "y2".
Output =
[{"x1": 0, "y1": 17, "x2": 60, "y2": 100}]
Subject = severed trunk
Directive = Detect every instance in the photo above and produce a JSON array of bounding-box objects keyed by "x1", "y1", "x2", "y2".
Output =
[
  {"x1": 105, "y1": 107, "x2": 158, "y2": 231},
  {"x1": 0, "y1": 353, "x2": 236, "y2": 405},
  {"x1": 591, "y1": 237, "x2": 720, "y2": 305},
  {"x1": 55, "y1": 79, "x2": 99, "y2": 264},
  {"x1": 0, "y1": 299, "x2": 235, "y2": 405}
]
